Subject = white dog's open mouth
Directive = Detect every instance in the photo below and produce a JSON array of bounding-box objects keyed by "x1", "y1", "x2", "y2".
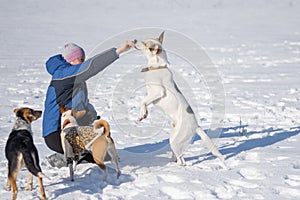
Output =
[
  {"x1": 133, "y1": 39, "x2": 139, "y2": 49},
  {"x1": 133, "y1": 39, "x2": 144, "y2": 50}
]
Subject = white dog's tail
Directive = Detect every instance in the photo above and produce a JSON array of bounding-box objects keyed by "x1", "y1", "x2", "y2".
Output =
[{"x1": 196, "y1": 128, "x2": 224, "y2": 162}]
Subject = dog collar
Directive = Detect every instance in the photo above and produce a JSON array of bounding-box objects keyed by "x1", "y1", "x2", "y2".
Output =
[
  {"x1": 12, "y1": 117, "x2": 32, "y2": 134},
  {"x1": 141, "y1": 65, "x2": 167, "y2": 72},
  {"x1": 63, "y1": 126, "x2": 78, "y2": 133}
]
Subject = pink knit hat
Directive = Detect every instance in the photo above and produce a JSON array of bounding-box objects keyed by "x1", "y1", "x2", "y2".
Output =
[{"x1": 62, "y1": 43, "x2": 85, "y2": 62}]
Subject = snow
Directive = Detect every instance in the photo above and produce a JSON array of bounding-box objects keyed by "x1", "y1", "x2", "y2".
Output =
[{"x1": 1, "y1": 0, "x2": 300, "y2": 199}]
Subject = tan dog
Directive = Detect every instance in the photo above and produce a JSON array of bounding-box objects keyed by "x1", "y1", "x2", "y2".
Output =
[
  {"x1": 59, "y1": 106, "x2": 121, "y2": 181},
  {"x1": 5, "y1": 108, "x2": 46, "y2": 200},
  {"x1": 92, "y1": 120, "x2": 121, "y2": 179}
]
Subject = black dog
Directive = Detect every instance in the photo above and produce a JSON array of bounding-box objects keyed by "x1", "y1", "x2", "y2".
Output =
[{"x1": 5, "y1": 108, "x2": 46, "y2": 200}]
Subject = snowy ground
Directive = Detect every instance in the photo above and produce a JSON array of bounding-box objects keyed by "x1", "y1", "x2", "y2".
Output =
[{"x1": 0, "y1": 0, "x2": 300, "y2": 199}]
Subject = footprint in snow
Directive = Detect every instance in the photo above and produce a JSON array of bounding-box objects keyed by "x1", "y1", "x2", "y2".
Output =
[
  {"x1": 238, "y1": 168, "x2": 266, "y2": 180},
  {"x1": 284, "y1": 175, "x2": 300, "y2": 187},
  {"x1": 158, "y1": 174, "x2": 184, "y2": 183}
]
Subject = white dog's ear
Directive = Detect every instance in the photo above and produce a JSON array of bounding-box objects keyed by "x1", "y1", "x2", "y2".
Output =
[{"x1": 158, "y1": 31, "x2": 165, "y2": 44}]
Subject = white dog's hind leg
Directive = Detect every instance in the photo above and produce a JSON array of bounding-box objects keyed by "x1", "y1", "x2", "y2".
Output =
[
  {"x1": 176, "y1": 156, "x2": 186, "y2": 166},
  {"x1": 171, "y1": 151, "x2": 186, "y2": 165},
  {"x1": 169, "y1": 123, "x2": 193, "y2": 166},
  {"x1": 196, "y1": 128, "x2": 224, "y2": 162},
  {"x1": 171, "y1": 151, "x2": 177, "y2": 162}
]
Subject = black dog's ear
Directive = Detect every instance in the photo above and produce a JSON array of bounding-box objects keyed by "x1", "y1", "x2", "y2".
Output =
[
  {"x1": 13, "y1": 108, "x2": 24, "y2": 120},
  {"x1": 13, "y1": 108, "x2": 20, "y2": 114},
  {"x1": 158, "y1": 31, "x2": 165, "y2": 44},
  {"x1": 13, "y1": 108, "x2": 24, "y2": 118}
]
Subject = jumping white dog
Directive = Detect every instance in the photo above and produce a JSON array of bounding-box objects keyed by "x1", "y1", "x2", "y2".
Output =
[{"x1": 134, "y1": 32, "x2": 224, "y2": 165}]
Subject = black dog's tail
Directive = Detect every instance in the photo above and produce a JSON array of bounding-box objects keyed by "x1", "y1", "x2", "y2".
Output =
[{"x1": 20, "y1": 139, "x2": 44, "y2": 178}]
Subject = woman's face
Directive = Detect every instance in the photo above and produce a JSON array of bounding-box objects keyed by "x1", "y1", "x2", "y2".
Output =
[{"x1": 70, "y1": 57, "x2": 85, "y2": 65}]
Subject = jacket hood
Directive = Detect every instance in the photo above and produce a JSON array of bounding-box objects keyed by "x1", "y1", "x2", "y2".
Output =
[{"x1": 46, "y1": 54, "x2": 70, "y2": 75}]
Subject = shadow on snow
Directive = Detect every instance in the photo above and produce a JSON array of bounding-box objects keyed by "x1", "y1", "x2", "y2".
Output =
[
  {"x1": 220, "y1": 126, "x2": 300, "y2": 160},
  {"x1": 47, "y1": 165, "x2": 134, "y2": 199},
  {"x1": 120, "y1": 126, "x2": 300, "y2": 164}
]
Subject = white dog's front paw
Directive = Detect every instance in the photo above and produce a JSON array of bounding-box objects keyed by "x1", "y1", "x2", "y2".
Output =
[{"x1": 138, "y1": 107, "x2": 148, "y2": 121}]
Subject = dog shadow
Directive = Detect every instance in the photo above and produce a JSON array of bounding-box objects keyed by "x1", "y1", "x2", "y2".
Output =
[
  {"x1": 119, "y1": 130, "x2": 224, "y2": 167},
  {"x1": 122, "y1": 139, "x2": 170, "y2": 154},
  {"x1": 119, "y1": 129, "x2": 227, "y2": 167},
  {"x1": 119, "y1": 139, "x2": 172, "y2": 168},
  {"x1": 47, "y1": 166, "x2": 134, "y2": 199},
  {"x1": 121, "y1": 126, "x2": 300, "y2": 166},
  {"x1": 219, "y1": 126, "x2": 300, "y2": 160}
]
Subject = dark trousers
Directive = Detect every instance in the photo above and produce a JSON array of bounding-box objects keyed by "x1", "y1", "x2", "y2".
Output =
[
  {"x1": 44, "y1": 130, "x2": 64, "y2": 154},
  {"x1": 44, "y1": 109, "x2": 97, "y2": 154}
]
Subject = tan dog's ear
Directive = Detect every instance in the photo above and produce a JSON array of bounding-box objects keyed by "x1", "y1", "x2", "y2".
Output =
[
  {"x1": 62, "y1": 119, "x2": 71, "y2": 129},
  {"x1": 158, "y1": 31, "x2": 165, "y2": 44},
  {"x1": 58, "y1": 104, "x2": 71, "y2": 114},
  {"x1": 58, "y1": 104, "x2": 65, "y2": 114}
]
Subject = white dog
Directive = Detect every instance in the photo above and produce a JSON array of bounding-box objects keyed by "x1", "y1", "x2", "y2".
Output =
[{"x1": 134, "y1": 32, "x2": 224, "y2": 165}]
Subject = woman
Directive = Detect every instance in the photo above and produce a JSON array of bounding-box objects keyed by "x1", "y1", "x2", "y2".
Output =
[{"x1": 43, "y1": 41, "x2": 134, "y2": 154}]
